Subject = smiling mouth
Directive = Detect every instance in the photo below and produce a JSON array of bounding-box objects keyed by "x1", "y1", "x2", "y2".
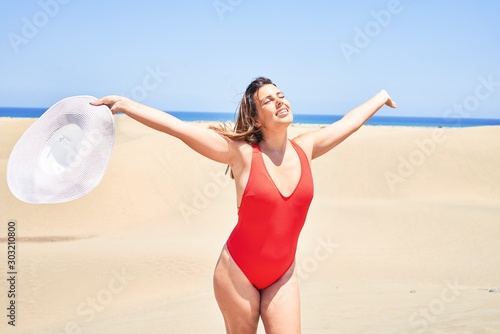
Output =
[{"x1": 276, "y1": 109, "x2": 289, "y2": 116}]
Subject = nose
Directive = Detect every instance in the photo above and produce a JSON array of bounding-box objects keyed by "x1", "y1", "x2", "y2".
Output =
[{"x1": 275, "y1": 96, "x2": 284, "y2": 107}]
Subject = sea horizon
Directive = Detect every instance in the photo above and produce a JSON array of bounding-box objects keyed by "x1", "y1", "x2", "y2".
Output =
[{"x1": 1, "y1": 107, "x2": 499, "y2": 128}]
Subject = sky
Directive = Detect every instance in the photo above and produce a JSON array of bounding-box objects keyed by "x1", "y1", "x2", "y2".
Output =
[{"x1": 1, "y1": 0, "x2": 499, "y2": 119}]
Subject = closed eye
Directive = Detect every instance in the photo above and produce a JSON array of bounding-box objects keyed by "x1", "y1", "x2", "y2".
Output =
[{"x1": 261, "y1": 92, "x2": 285, "y2": 105}]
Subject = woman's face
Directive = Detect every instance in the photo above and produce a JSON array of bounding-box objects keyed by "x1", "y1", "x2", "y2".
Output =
[{"x1": 254, "y1": 84, "x2": 292, "y2": 129}]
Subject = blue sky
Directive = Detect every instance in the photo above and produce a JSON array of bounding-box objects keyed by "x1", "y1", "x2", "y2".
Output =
[{"x1": 1, "y1": 0, "x2": 499, "y2": 118}]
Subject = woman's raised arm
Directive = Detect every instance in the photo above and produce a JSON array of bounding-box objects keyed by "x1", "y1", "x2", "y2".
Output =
[
  {"x1": 92, "y1": 96, "x2": 235, "y2": 164},
  {"x1": 295, "y1": 90, "x2": 396, "y2": 160}
]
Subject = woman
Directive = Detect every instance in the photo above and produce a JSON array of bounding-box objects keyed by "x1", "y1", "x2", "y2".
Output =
[{"x1": 92, "y1": 77, "x2": 396, "y2": 333}]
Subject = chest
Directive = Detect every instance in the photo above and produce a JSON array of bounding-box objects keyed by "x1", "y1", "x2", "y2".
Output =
[{"x1": 260, "y1": 148, "x2": 302, "y2": 198}]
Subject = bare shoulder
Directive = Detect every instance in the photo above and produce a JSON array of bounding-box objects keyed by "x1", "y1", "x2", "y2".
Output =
[{"x1": 291, "y1": 130, "x2": 318, "y2": 161}]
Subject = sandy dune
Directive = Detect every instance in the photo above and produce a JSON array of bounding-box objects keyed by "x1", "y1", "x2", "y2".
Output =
[{"x1": 1, "y1": 116, "x2": 499, "y2": 333}]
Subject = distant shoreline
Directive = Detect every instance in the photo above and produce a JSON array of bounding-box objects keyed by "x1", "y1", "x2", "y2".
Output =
[{"x1": 1, "y1": 108, "x2": 499, "y2": 128}]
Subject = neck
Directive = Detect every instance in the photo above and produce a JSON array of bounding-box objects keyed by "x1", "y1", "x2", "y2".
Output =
[{"x1": 259, "y1": 129, "x2": 288, "y2": 153}]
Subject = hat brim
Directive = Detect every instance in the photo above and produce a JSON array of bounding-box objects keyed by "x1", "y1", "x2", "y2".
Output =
[{"x1": 7, "y1": 96, "x2": 115, "y2": 204}]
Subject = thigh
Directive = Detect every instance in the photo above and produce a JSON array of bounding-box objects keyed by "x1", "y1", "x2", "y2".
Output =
[
  {"x1": 260, "y1": 262, "x2": 301, "y2": 334},
  {"x1": 213, "y1": 245, "x2": 261, "y2": 334}
]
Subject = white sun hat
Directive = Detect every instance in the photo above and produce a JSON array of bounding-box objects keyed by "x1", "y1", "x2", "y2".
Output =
[{"x1": 6, "y1": 96, "x2": 115, "y2": 204}]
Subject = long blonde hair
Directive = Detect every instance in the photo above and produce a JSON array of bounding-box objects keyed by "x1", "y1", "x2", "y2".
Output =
[{"x1": 209, "y1": 77, "x2": 276, "y2": 177}]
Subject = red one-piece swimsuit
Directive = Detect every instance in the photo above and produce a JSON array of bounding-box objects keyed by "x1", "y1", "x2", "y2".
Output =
[{"x1": 226, "y1": 139, "x2": 314, "y2": 290}]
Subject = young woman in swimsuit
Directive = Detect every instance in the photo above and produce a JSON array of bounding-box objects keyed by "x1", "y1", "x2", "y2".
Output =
[{"x1": 92, "y1": 77, "x2": 396, "y2": 333}]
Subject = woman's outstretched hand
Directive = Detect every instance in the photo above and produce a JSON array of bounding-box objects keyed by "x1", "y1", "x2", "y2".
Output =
[
  {"x1": 91, "y1": 95, "x2": 134, "y2": 115},
  {"x1": 381, "y1": 89, "x2": 397, "y2": 108}
]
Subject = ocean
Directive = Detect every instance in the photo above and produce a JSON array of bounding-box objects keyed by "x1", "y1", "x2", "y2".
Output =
[{"x1": 1, "y1": 107, "x2": 499, "y2": 128}]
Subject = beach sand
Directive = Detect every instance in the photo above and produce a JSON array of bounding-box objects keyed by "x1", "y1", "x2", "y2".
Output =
[{"x1": 1, "y1": 115, "x2": 499, "y2": 333}]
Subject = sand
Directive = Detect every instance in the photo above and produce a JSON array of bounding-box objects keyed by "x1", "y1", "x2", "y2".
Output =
[{"x1": 0, "y1": 115, "x2": 499, "y2": 333}]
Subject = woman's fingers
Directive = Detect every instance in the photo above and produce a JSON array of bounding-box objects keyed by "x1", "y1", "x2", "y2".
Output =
[
  {"x1": 90, "y1": 96, "x2": 127, "y2": 114},
  {"x1": 380, "y1": 90, "x2": 397, "y2": 108},
  {"x1": 386, "y1": 97, "x2": 397, "y2": 108}
]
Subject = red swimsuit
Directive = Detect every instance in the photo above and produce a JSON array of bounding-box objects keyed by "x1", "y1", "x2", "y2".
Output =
[{"x1": 226, "y1": 140, "x2": 314, "y2": 289}]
